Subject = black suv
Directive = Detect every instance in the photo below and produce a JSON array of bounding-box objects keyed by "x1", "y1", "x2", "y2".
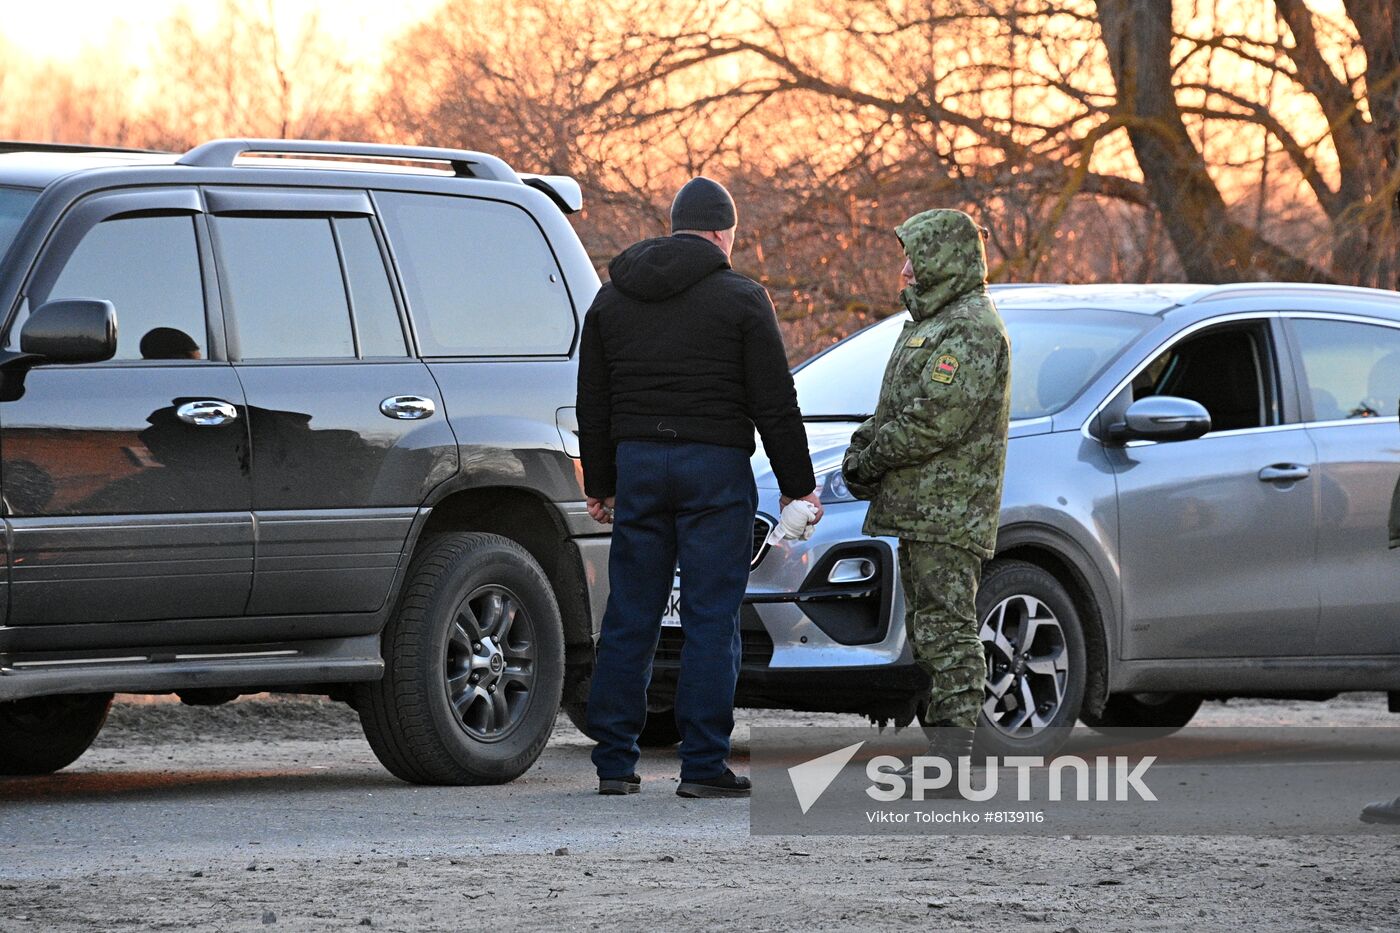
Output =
[{"x1": 0, "y1": 139, "x2": 608, "y2": 785}]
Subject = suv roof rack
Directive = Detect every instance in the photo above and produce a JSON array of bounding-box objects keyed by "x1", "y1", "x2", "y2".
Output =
[
  {"x1": 176, "y1": 139, "x2": 581, "y2": 213},
  {"x1": 178, "y1": 138, "x2": 519, "y2": 182},
  {"x1": 0, "y1": 140, "x2": 170, "y2": 156}
]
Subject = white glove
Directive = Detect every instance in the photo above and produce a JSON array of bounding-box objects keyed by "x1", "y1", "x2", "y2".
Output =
[{"x1": 765, "y1": 499, "x2": 820, "y2": 547}]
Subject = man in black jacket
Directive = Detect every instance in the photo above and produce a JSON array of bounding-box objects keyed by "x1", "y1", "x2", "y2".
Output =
[{"x1": 577, "y1": 177, "x2": 820, "y2": 798}]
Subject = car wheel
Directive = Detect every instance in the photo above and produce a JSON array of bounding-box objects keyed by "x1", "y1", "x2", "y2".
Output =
[
  {"x1": 562, "y1": 700, "x2": 683, "y2": 748},
  {"x1": 1081, "y1": 693, "x2": 1202, "y2": 738},
  {"x1": 0, "y1": 693, "x2": 113, "y2": 775},
  {"x1": 357, "y1": 532, "x2": 565, "y2": 785},
  {"x1": 973, "y1": 560, "x2": 1087, "y2": 759}
]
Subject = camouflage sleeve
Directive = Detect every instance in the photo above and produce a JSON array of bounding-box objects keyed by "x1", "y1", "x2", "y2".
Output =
[
  {"x1": 842, "y1": 417, "x2": 879, "y2": 499},
  {"x1": 853, "y1": 326, "x2": 1008, "y2": 478}
]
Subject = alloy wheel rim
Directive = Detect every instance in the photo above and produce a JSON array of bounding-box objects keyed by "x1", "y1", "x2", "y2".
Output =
[
  {"x1": 980, "y1": 594, "x2": 1068, "y2": 738},
  {"x1": 444, "y1": 585, "x2": 535, "y2": 742}
]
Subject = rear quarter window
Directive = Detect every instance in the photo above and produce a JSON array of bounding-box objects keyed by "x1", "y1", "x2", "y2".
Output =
[{"x1": 375, "y1": 192, "x2": 575, "y2": 356}]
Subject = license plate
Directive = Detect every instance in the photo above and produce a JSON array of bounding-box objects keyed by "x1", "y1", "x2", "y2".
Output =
[{"x1": 661, "y1": 587, "x2": 681, "y2": 626}]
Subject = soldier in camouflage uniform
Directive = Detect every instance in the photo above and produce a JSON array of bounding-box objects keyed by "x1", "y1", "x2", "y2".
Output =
[{"x1": 842, "y1": 209, "x2": 1010, "y2": 760}]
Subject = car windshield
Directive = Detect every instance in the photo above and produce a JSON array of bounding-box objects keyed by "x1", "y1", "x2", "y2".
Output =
[
  {"x1": 0, "y1": 186, "x2": 40, "y2": 265},
  {"x1": 793, "y1": 305, "x2": 1155, "y2": 421}
]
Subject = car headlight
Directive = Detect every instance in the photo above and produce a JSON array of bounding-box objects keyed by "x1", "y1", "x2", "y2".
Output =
[{"x1": 818, "y1": 468, "x2": 856, "y2": 504}]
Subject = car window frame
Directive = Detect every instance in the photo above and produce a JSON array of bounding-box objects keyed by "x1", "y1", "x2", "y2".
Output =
[
  {"x1": 202, "y1": 187, "x2": 414, "y2": 365},
  {"x1": 1082, "y1": 312, "x2": 1302, "y2": 444},
  {"x1": 369, "y1": 189, "x2": 579, "y2": 360},
  {"x1": 1279, "y1": 311, "x2": 1400, "y2": 428},
  {"x1": 9, "y1": 186, "x2": 227, "y2": 366}
]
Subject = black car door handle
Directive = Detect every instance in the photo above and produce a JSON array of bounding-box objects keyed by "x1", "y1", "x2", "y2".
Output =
[{"x1": 1258, "y1": 464, "x2": 1311, "y2": 483}]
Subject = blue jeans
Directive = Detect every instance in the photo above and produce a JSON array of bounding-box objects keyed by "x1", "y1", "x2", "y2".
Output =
[{"x1": 587, "y1": 440, "x2": 758, "y2": 781}]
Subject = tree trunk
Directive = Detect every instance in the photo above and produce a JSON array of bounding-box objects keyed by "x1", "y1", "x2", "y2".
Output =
[
  {"x1": 1343, "y1": 0, "x2": 1400, "y2": 286},
  {"x1": 1095, "y1": 0, "x2": 1328, "y2": 283}
]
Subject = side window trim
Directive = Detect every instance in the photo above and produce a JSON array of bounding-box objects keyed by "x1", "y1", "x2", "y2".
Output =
[
  {"x1": 204, "y1": 187, "x2": 373, "y2": 217},
  {"x1": 1267, "y1": 316, "x2": 1305, "y2": 426}
]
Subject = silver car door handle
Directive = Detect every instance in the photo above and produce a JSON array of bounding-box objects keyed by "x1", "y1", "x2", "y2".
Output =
[
  {"x1": 380, "y1": 395, "x2": 436, "y2": 420},
  {"x1": 1258, "y1": 464, "x2": 1311, "y2": 483},
  {"x1": 176, "y1": 400, "x2": 239, "y2": 427}
]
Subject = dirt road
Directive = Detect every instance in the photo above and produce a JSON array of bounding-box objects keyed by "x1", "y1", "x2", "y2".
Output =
[{"x1": 2, "y1": 696, "x2": 1398, "y2": 931}]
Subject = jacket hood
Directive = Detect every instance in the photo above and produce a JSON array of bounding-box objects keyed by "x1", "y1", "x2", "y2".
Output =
[
  {"x1": 895, "y1": 209, "x2": 988, "y2": 321},
  {"x1": 607, "y1": 234, "x2": 730, "y2": 302}
]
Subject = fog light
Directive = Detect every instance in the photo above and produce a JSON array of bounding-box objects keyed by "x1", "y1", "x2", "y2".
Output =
[{"x1": 828, "y1": 557, "x2": 877, "y2": 584}]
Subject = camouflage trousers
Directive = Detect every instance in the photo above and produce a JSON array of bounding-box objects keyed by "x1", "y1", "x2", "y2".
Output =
[{"x1": 898, "y1": 540, "x2": 985, "y2": 729}]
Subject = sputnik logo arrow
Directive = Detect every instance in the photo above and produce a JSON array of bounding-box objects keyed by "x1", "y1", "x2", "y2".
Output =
[{"x1": 787, "y1": 741, "x2": 865, "y2": 814}]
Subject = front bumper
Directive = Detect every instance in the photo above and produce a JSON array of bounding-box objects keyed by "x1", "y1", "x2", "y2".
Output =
[{"x1": 647, "y1": 496, "x2": 929, "y2": 719}]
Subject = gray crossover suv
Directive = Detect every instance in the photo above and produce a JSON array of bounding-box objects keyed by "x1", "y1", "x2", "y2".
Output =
[
  {"x1": 0, "y1": 139, "x2": 607, "y2": 783},
  {"x1": 645, "y1": 283, "x2": 1400, "y2": 756}
]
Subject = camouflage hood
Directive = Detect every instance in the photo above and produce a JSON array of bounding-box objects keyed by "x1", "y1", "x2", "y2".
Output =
[{"x1": 896, "y1": 209, "x2": 988, "y2": 321}]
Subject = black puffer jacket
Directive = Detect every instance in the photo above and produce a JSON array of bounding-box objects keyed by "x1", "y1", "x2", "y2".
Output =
[{"x1": 576, "y1": 234, "x2": 815, "y2": 500}]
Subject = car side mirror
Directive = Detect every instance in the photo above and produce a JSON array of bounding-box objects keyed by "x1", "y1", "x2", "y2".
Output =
[
  {"x1": 1108, "y1": 396, "x2": 1212, "y2": 443},
  {"x1": 20, "y1": 299, "x2": 117, "y2": 364}
]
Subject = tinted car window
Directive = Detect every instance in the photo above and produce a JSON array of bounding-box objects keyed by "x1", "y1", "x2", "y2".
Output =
[
  {"x1": 1292, "y1": 318, "x2": 1400, "y2": 420},
  {"x1": 1133, "y1": 326, "x2": 1274, "y2": 431},
  {"x1": 793, "y1": 306, "x2": 1152, "y2": 420},
  {"x1": 376, "y1": 192, "x2": 574, "y2": 356},
  {"x1": 216, "y1": 216, "x2": 355, "y2": 360},
  {"x1": 0, "y1": 186, "x2": 39, "y2": 265},
  {"x1": 335, "y1": 218, "x2": 407, "y2": 358},
  {"x1": 48, "y1": 214, "x2": 206, "y2": 361}
]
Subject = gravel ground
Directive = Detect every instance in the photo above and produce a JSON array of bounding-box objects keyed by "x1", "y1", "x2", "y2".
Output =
[{"x1": 1, "y1": 694, "x2": 1398, "y2": 932}]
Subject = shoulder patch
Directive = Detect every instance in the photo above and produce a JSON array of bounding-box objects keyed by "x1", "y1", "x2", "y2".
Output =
[
  {"x1": 930, "y1": 354, "x2": 959, "y2": 384},
  {"x1": 905, "y1": 335, "x2": 927, "y2": 348}
]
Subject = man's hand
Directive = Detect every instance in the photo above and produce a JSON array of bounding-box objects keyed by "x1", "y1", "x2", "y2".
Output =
[
  {"x1": 779, "y1": 490, "x2": 825, "y2": 525},
  {"x1": 586, "y1": 496, "x2": 616, "y2": 525}
]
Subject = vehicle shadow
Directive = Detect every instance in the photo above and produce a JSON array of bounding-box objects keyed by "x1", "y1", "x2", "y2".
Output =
[{"x1": 0, "y1": 767, "x2": 410, "y2": 804}]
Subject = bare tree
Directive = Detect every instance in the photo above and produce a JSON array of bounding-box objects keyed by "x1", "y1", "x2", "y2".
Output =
[
  {"x1": 137, "y1": 0, "x2": 368, "y2": 149},
  {"x1": 583, "y1": 0, "x2": 1399, "y2": 290}
]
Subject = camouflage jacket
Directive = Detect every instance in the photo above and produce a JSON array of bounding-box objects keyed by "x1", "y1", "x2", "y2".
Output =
[{"x1": 842, "y1": 209, "x2": 1011, "y2": 558}]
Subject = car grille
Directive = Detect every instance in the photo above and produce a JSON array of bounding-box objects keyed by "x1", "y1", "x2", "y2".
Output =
[
  {"x1": 751, "y1": 515, "x2": 773, "y2": 569},
  {"x1": 655, "y1": 627, "x2": 775, "y2": 668}
]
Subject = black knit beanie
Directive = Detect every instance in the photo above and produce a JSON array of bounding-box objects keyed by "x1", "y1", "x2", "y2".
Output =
[{"x1": 670, "y1": 177, "x2": 737, "y2": 232}]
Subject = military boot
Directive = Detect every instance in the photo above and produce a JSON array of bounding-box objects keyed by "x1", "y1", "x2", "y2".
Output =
[{"x1": 881, "y1": 727, "x2": 976, "y2": 799}]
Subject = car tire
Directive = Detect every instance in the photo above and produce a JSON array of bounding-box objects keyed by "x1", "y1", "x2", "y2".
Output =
[
  {"x1": 970, "y1": 559, "x2": 1088, "y2": 759},
  {"x1": 0, "y1": 693, "x2": 113, "y2": 775},
  {"x1": 562, "y1": 700, "x2": 682, "y2": 748},
  {"x1": 357, "y1": 532, "x2": 564, "y2": 785},
  {"x1": 1081, "y1": 693, "x2": 1202, "y2": 738}
]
